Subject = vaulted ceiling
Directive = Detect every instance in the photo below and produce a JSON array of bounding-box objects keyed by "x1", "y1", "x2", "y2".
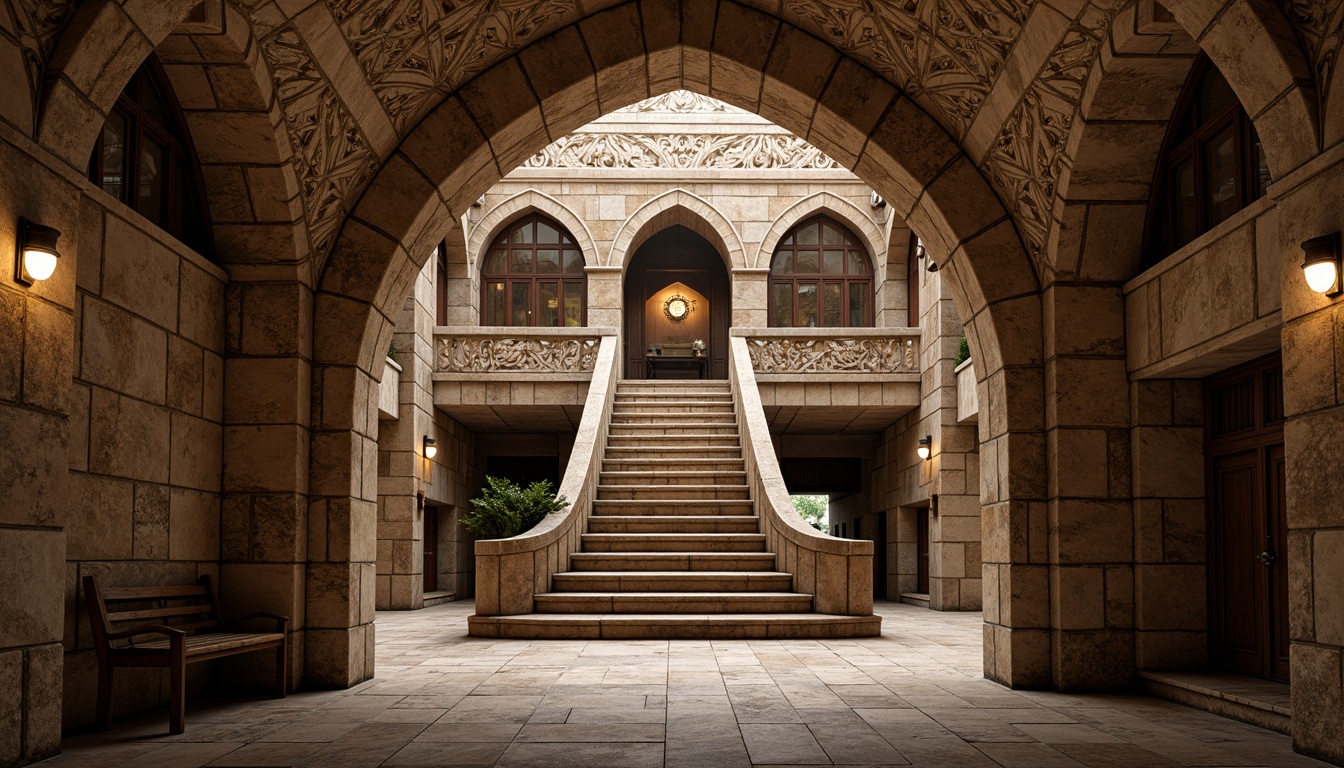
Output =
[{"x1": 4, "y1": 0, "x2": 1342, "y2": 279}]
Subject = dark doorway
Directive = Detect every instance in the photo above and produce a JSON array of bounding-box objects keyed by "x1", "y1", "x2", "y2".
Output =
[
  {"x1": 423, "y1": 505, "x2": 438, "y2": 594},
  {"x1": 485, "y1": 456, "x2": 562, "y2": 489},
  {"x1": 623, "y1": 226, "x2": 730, "y2": 379},
  {"x1": 916, "y1": 507, "x2": 930, "y2": 595},
  {"x1": 1205, "y1": 353, "x2": 1288, "y2": 682}
]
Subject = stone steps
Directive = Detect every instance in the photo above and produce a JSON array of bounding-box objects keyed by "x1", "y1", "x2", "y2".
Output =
[
  {"x1": 586, "y1": 515, "x2": 759, "y2": 534},
  {"x1": 581, "y1": 533, "x2": 766, "y2": 552},
  {"x1": 551, "y1": 571, "x2": 794, "y2": 592},
  {"x1": 595, "y1": 484, "x2": 751, "y2": 500},
  {"x1": 568, "y1": 552, "x2": 778, "y2": 571},
  {"x1": 598, "y1": 470, "x2": 748, "y2": 485},
  {"x1": 533, "y1": 592, "x2": 812, "y2": 613},
  {"x1": 467, "y1": 613, "x2": 883, "y2": 639},
  {"x1": 590, "y1": 499, "x2": 754, "y2": 515},
  {"x1": 486, "y1": 378, "x2": 875, "y2": 640}
]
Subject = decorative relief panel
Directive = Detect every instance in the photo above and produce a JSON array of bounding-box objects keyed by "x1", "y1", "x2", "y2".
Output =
[
  {"x1": 437, "y1": 335, "x2": 599, "y2": 373},
  {"x1": 257, "y1": 24, "x2": 382, "y2": 262},
  {"x1": 523, "y1": 133, "x2": 841, "y2": 169},
  {"x1": 614, "y1": 90, "x2": 740, "y2": 113},
  {"x1": 5, "y1": 0, "x2": 75, "y2": 114},
  {"x1": 332, "y1": 0, "x2": 580, "y2": 134},
  {"x1": 982, "y1": 4, "x2": 1113, "y2": 263},
  {"x1": 784, "y1": 0, "x2": 1031, "y2": 135},
  {"x1": 1281, "y1": 0, "x2": 1344, "y2": 118},
  {"x1": 745, "y1": 336, "x2": 919, "y2": 374}
]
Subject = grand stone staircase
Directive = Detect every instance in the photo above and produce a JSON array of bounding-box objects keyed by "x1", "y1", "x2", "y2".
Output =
[{"x1": 472, "y1": 379, "x2": 881, "y2": 639}]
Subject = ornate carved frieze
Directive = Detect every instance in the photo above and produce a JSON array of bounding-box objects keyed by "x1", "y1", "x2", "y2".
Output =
[
  {"x1": 745, "y1": 336, "x2": 919, "y2": 374},
  {"x1": 5, "y1": 0, "x2": 75, "y2": 113},
  {"x1": 523, "y1": 133, "x2": 841, "y2": 170},
  {"x1": 436, "y1": 335, "x2": 599, "y2": 373},
  {"x1": 982, "y1": 4, "x2": 1113, "y2": 262},
  {"x1": 332, "y1": 0, "x2": 580, "y2": 134},
  {"x1": 1280, "y1": 0, "x2": 1344, "y2": 118},
  {"x1": 614, "y1": 90, "x2": 739, "y2": 113}
]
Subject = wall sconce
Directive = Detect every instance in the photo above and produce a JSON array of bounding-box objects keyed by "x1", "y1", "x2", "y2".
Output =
[
  {"x1": 916, "y1": 435, "x2": 932, "y2": 461},
  {"x1": 423, "y1": 436, "x2": 437, "y2": 459},
  {"x1": 1301, "y1": 233, "x2": 1341, "y2": 296},
  {"x1": 15, "y1": 217, "x2": 61, "y2": 286}
]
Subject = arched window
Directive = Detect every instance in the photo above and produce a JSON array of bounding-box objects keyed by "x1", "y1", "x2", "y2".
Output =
[
  {"x1": 768, "y1": 215, "x2": 873, "y2": 327},
  {"x1": 481, "y1": 214, "x2": 586, "y2": 327},
  {"x1": 86, "y1": 54, "x2": 212, "y2": 257},
  {"x1": 1145, "y1": 55, "x2": 1270, "y2": 268}
]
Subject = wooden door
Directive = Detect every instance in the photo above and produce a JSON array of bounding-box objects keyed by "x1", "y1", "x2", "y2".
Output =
[
  {"x1": 423, "y1": 506, "x2": 438, "y2": 594},
  {"x1": 623, "y1": 226, "x2": 730, "y2": 379},
  {"x1": 1205, "y1": 354, "x2": 1287, "y2": 682}
]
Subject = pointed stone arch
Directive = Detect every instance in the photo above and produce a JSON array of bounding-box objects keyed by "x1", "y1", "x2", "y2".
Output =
[
  {"x1": 755, "y1": 191, "x2": 887, "y2": 271},
  {"x1": 468, "y1": 189, "x2": 600, "y2": 270},
  {"x1": 606, "y1": 189, "x2": 747, "y2": 270}
]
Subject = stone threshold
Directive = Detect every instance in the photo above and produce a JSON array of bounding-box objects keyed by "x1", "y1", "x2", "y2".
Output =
[
  {"x1": 1139, "y1": 669, "x2": 1290, "y2": 735},
  {"x1": 423, "y1": 591, "x2": 456, "y2": 607},
  {"x1": 899, "y1": 592, "x2": 930, "y2": 607}
]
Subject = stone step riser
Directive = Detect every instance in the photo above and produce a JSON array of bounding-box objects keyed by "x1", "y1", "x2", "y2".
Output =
[
  {"x1": 606, "y1": 437, "x2": 742, "y2": 449},
  {"x1": 552, "y1": 573, "x2": 794, "y2": 593},
  {"x1": 604, "y1": 450, "x2": 743, "y2": 460},
  {"x1": 592, "y1": 502, "x2": 754, "y2": 516},
  {"x1": 586, "y1": 517, "x2": 759, "y2": 534},
  {"x1": 615, "y1": 393, "x2": 734, "y2": 400},
  {"x1": 596, "y1": 486, "x2": 750, "y2": 501},
  {"x1": 468, "y1": 614, "x2": 883, "y2": 640},
  {"x1": 533, "y1": 594, "x2": 813, "y2": 614},
  {"x1": 602, "y1": 461, "x2": 746, "y2": 473},
  {"x1": 611, "y1": 409, "x2": 735, "y2": 417},
  {"x1": 608, "y1": 426, "x2": 740, "y2": 436},
  {"x1": 598, "y1": 473, "x2": 748, "y2": 486},
  {"x1": 581, "y1": 534, "x2": 766, "y2": 552},
  {"x1": 569, "y1": 554, "x2": 777, "y2": 572}
]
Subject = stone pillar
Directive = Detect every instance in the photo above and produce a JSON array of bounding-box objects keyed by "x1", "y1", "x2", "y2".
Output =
[
  {"x1": 0, "y1": 134, "x2": 77, "y2": 767},
  {"x1": 1041, "y1": 283, "x2": 1136, "y2": 690},
  {"x1": 731, "y1": 268, "x2": 768, "y2": 327},
  {"x1": 1130, "y1": 380, "x2": 1208, "y2": 670},
  {"x1": 585, "y1": 266, "x2": 623, "y2": 329},
  {"x1": 1275, "y1": 159, "x2": 1344, "y2": 764}
]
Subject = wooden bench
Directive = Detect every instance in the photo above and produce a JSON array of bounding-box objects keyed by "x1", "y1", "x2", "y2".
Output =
[{"x1": 83, "y1": 575, "x2": 288, "y2": 734}]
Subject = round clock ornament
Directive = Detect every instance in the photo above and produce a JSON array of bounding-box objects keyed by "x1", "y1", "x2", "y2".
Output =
[{"x1": 663, "y1": 294, "x2": 696, "y2": 322}]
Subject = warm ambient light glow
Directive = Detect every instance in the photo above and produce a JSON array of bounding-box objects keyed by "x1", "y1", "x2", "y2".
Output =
[
  {"x1": 1305, "y1": 260, "x2": 1339, "y2": 294},
  {"x1": 423, "y1": 436, "x2": 437, "y2": 459},
  {"x1": 916, "y1": 436, "x2": 932, "y2": 461},
  {"x1": 1301, "y1": 232, "x2": 1341, "y2": 296},
  {"x1": 15, "y1": 218, "x2": 61, "y2": 286},
  {"x1": 22, "y1": 248, "x2": 57, "y2": 281}
]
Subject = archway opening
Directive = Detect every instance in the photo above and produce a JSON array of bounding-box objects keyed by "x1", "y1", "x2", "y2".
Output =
[{"x1": 622, "y1": 225, "x2": 731, "y2": 379}]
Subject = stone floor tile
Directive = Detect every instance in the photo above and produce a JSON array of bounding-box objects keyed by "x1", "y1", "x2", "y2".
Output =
[
  {"x1": 382, "y1": 742, "x2": 509, "y2": 766},
  {"x1": 1014, "y1": 723, "x2": 1126, "y2": 744},
  {"x1": 740, "y1": 723, "x2": 831, "y2": 765},
  {"x1": 1052, "y1": 743, "x2": 1184, "y2": 768},
  {"x1": 975, "y1": 742, "x2": 1089, "y2": 767},
  {"x1": 435, "y1": 695, "x2": 541, "y2": 723},
  {"x1": 116, "y1": 742, "x2": 244, "y2": 768},
  {"x1": 203, "y1": 741, "x2": 324, "y2": 766},
  {"x1": 415, "y1": 722, "x2": 523, "y2": 742},
  {"x1": 494, "y1": 742, "x2": 663, "y2": 768},
  {"x1": 809, "y1": 720, "x2": 910, "y2": 765},
  {"x1": 257, "y1": 722, "x2": 362, "y2": 743},
  {"x1": 513, "y1": 723, "x2": 664, "y2": 742}
]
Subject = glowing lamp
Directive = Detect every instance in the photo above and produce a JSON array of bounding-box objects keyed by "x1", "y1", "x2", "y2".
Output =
[
  {"x1": 15, "y1": 218, "x2": 60, "y2": 286},
  {"x1": 1302, "y1": 233, "x2": 1341, "y2": 296},
  {"x1": 423, "y1": 436, "x2": 437, "y2": 459},
  {"x1": 916, "y1": 435, "x2": 932, "y2": 461}
]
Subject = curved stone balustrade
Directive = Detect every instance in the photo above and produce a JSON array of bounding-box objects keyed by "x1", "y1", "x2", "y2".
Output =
[
  {"x1": 472, "y1": 335, "x2": 619, "y2": 617},
  {"x1": 736, "y1": 329, "x2": 920, "y2": 375},
  {"x1": 728, "y1": 337, "x2": 875, "y2": 617}
]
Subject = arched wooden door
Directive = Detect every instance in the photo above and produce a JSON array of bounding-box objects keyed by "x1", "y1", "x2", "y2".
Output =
[{"x1": 623, "y1": 226, "x2": 730, "y2": 379}]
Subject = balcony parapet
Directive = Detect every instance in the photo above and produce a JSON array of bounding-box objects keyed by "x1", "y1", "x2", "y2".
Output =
[
  {"x1": 731, "y1": 327, "x2": 921, "y2": 382},
  {"x1": 433, "y1": 326, "x2": 618, "y2": 381}
]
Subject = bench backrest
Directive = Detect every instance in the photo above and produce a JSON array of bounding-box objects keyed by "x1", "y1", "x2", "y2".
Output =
[{"x1": 83, "y1": 575, "x2": 222, "y2": 649}]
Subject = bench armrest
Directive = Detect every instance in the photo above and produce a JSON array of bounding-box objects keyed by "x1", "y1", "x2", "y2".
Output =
[
  {"x1": 107, "y1": 625, "x2": 188, "y2": 642},
  {"x1": 223, "y1": 612, "x2": 290, "y2": 633}
]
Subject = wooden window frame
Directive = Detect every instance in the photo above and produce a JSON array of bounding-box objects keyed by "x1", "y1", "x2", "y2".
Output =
[
  {"x1": 86, "y1": 54, "x2": 214, "y2": 259},
  {"x1": 767, "y1": 214, "x2": 875, "y2": 328},
  {"x1": 479, "y1": 213, "x2": 587, "y2": 328},
  {"x1": 1143, "y1": 55, "x2": 1267, "y2": 270}
]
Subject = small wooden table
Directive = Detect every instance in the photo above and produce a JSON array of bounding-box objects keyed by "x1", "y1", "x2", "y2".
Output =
[{"x1": 645, "y1": 354, "x2": 707, "y2": 379}]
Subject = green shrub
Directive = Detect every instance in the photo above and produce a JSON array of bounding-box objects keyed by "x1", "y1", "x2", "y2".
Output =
[
  {"x1": 954, "y1": 335, "x2": 970, "y2": 367},
  {"x1": 462, "y1": 476, "x2": 569, "y2": 539},
  {"x1": 387, "y1": 338, "x2": 399, "y2": 363}
]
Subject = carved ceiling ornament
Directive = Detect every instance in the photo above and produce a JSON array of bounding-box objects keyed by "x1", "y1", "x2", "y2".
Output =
[
  {"x1": 522, "y1": 133, "x2": 842, "y2": 170},
  {"x1": 614, "y1": 90, "x2": 741, "y2": 113},
  {"x1": 5, "y1": 0, "x2": 75, "y2": 115},
  {"x1": 1280, "y1": 0, "x2": 1344, "y2": 119}
]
